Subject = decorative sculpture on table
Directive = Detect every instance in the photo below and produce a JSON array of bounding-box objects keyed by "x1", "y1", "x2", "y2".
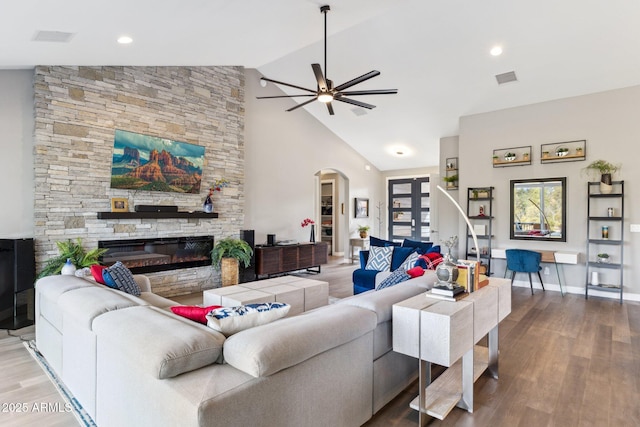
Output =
[{"x1": 436, "y1": 236, "x2": 459, "y2": 288}]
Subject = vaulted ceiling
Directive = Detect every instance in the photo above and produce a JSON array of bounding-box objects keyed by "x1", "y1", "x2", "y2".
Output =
[{"x1": 3, "y1": 0, "x2": 640, "y2": 170}]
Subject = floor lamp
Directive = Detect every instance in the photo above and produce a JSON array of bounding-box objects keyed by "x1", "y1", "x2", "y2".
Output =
[{"x1": 436, "y1": 185, "x2": 480, "y2": 265}]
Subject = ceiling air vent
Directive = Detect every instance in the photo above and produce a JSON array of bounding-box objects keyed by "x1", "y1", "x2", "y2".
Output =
[
  {"x1": 495, "y1": 71, "x2": 518, "y2": 85},
  {"x1": 351, "y1": 107, "x2": 368, "y2": 117},
  {"x1": 33, "y1": 31, "x2": 75, "y2": 43}
]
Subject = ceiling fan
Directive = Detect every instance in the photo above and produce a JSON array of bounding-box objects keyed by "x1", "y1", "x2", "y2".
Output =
[{"x1": 257, "y1": 5, "x2": 397, "y2": 115}]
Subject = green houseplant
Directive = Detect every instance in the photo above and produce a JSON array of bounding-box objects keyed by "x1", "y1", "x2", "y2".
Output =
[
  {"x1": 443, "y1": 174, "x2": 458, "y2": 188},
  {"x1": 38, "y1": 238, "x2": 108, "y2": 279},
  {"x1": 583, "y1": 160, "x2": 620, "y2": 194},
  {"x1": 358, "y1": 225, "x2": 370, "y2": 238},
  {"x1": 211, "y1": 238, "x2": 253, "y2": 286}
]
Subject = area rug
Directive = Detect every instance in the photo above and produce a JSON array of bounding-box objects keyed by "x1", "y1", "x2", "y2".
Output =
[{"x1": 24, "y1": 341, "x2": 97, "y2": 427}]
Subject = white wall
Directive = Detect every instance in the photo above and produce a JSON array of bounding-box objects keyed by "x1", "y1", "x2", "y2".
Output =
[
  {"x1": 0, "y1": 70, "x2": 34, "y2": 238},
  {"x1": 244, "y1": 68, "x2": 384, "y2": 253},
  {"x1": 458, "y1": 85, "x2": 640, "y2": 298}
]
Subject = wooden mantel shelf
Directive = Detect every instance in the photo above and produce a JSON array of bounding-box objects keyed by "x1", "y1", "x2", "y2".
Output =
[{"x1": 97, "y1": 211, "x2": 218, "y2": 219}]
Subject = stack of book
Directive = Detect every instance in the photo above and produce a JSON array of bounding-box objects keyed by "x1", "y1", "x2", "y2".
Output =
[{"x1": 426, "y1": 284, "x2": 468, "y2": 301}]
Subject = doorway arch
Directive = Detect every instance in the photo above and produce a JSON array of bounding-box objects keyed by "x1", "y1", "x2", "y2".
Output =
[{"x1": 314, "y1": 168, "x2": 349, "y2": 258}]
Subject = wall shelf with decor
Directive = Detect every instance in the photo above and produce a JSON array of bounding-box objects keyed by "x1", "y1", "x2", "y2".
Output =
[
  {"x1": 97, "y1": 211, "x2": 218, "y2": 219},
  {"x1": 492, "y1": 146, "x2": 531, "y2": 167},
  {"x1": 541, "y1": 140, "x2": 586, "y2": 164},
  {"x1": 585, "y1": 180, "x2": 624, "y2": 303},
  {"x1": 465, "y1": 186, "x2": 494, "y2": 275},
  {"x1": 444, "y1": 157, "x2": 459, "y2": 190}
]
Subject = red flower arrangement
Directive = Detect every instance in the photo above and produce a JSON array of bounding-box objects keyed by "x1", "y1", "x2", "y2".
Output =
[{"x1": 301, "y1": 218, "x2": 315, "y2": 227}]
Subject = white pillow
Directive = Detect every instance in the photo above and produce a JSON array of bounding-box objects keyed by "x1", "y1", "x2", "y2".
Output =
[
  {"x1": 206, "y1": 302, "x2": 290, "y2": 336},
  {"x1": 365, "y1": 245, "x2": 394, "y2": 271}
]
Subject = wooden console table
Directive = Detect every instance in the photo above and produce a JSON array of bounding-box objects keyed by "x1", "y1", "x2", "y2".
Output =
[
  {"x1": 392, "y1": 278, "x2": 511, "y2": 424},
  {"x1": 254, "y1": 242, "x2": 328, "y2": 279}
]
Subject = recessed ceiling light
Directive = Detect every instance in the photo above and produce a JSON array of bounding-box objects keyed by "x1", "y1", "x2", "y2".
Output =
[
  {"x1": 117, "y1": 36, "x2": 133, "y2": 44},
  {"x1": 490, "y1": 46, "x2": 503, "y2": 56}
]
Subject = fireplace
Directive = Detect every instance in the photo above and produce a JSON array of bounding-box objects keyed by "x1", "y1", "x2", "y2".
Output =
[{"x1": 98, "y1": 236, "x2": 213, "y2": 274}]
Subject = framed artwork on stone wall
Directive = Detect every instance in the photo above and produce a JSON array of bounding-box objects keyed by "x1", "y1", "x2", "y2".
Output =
[
  {"x1": 355, "y1": 198, "x2": 369, "y2": 218},
  {"x1": 110, "y1": 197, "x2": 129, "y2": 212},
  {"x1": 110, "y1": 129, "x2": 206, "y2": 194}
]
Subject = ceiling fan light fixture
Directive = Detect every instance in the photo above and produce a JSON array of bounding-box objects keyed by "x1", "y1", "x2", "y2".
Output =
[{"x1": 317, "y1": 93, "x2": 333, "y2": 103}]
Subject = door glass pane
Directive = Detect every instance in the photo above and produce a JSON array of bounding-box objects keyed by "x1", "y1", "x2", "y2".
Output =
[
  {"x1": 393, "y1": 226, "x2": 413, "y2": 237},
  {"x1": 392, "y1": 197, "x2": 411, "y2": 208},
  {"x1": 392, "y1": 183, "x2": 412, "y2": 194},
  {"x1": 420, "y1": 181, "x2": 430, "y2": 193},
  {"x1": 420, "y1": 196, "x2": 430, "y2": 208},
  {"x1": 420, "y1": 211, "x2": 430, "y2": 223}
]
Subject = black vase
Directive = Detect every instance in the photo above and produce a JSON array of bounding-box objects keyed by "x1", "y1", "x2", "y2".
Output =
[
  {"x1": 601, "y1": 173, "x2": 612, "y2": 185},
  {"x1": 310, "y1": 225, "x2": 315, "y2": 243}
]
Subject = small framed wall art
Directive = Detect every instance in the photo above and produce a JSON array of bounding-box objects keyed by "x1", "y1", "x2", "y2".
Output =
[
  {"x1": 110, "y1": 197, "x2": 129, "y2": 212},
  {"x1": 355, "y1": 198, "x2": 369, "y2": 218},
  {"x1": 540, "y1": 140, "x2": 586, "y2": 164}
]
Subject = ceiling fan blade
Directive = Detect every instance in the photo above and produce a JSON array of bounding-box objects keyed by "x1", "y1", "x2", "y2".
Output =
[
  {"x1": 335, "y1": 97, "x2": 376, "y2": 110},
  {"x1": 334, "y1": 70, "x2": 381, "y2": 92},
  {"x1": 312, "y1": 63, "x2": 328, "y2": 92},
  {"x1": 260, "y1": 77, "x2": 317, "y2": 94},
  {"x1": 286, "y1": 97, "x2": 318, "y2": 112},
  {"x1": 256, "y1": 94, "x2": 316, "y2": 99},
  {"x1": 339, "y1": 89, "x2": 398, "y2": 96},
  {"x1": 326, "y1": 102, "x2": 335, "y2": 115}
]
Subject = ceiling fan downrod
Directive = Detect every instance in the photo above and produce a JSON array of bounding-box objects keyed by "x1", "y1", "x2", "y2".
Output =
[{"x1": 321, "y1": 5, "x2": 330, "y2": 83}]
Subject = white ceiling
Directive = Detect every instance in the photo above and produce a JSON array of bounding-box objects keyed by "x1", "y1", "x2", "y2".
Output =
[{"x1": 3, "y1": 0, "x2": 640, "y2": 170}]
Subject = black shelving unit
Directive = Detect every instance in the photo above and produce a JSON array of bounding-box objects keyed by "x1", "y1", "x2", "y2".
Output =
[
  {"x1": 585, "y1": 181, "x2": 624, "y2": 303},
  {"x1": 465, "y1": 187, "x2": 494, "y2": 275}
]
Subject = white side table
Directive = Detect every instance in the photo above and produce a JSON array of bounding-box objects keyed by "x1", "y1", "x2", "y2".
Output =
[
  {"x1": 392, "y1": 278, "x2": 511, "y2": 424},
  {"x1": 349, "y1": 237, "x2": 370, "y2": 263}
]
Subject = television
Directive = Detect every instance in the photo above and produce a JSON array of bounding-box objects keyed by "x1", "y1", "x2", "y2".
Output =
[{"x1": 110, "y1": 129, "x2": 205, "y2": 194}]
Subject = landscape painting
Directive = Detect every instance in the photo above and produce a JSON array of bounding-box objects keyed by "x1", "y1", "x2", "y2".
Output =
[{"x1": 110, "y1": 129, "x2": 205, "y2": 194}]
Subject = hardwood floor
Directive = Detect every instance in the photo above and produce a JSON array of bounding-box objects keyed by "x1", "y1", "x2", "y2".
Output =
[{"x1": 2, "y1": 258, "x2": 640, "y2": 426}]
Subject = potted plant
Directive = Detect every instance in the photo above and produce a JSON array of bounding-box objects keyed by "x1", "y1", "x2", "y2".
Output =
[
  {"x1": 597, "y1": 253, "x2": 610, "y2": 263},
  {"x1": 211, "y1": 238, "x2": 253, "y2": 286},
  {"x1": 492, "y1": 155, "x2": 499, "y2": 164},
  {"x1": 542, "y1": 151, "x2": 550, "y2": 158},
  {"x1": 38, "y1": 238, "x2": 108, "y2": 279},
  {"x1": 583, "y1": 160, "x2": 621, "y2": 194},
  {"x1": 555, "y1": 147, "x2": 569, "y2": 157},
  {"x1": 504, "y1": 152, "x2": 516, "y2": 161},
  {"x1": 358, "y1": 225, "x2": 370, "y2": 238},
  {"x1": 443, "y1": 174, "x2": 458, "y2": 188}
]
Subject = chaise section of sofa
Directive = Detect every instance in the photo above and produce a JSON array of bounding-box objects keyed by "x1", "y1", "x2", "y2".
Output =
[{"x1": 92, "y1": 303, "x2": 378, "y2": 427}]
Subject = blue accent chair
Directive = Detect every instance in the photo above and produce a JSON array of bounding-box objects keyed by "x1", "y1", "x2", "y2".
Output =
[{"x1": 505, "y1": 249, "x2": 545, "y2": 294}]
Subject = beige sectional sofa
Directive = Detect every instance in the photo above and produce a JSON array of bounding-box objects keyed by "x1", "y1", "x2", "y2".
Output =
[{"x1": 34, "y1": 271, "x2": 437, "y2": 427}]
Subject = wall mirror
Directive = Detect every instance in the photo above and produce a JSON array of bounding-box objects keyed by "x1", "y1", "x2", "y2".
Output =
[{"x1": 510, "y1": 177, "x2": 567, "y2": 242}]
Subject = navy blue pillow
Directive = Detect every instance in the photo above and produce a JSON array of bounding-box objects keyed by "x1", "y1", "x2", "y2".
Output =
[
  {"x1": 391, "y1": 246, "x2": 416, "y2": 271},
  {"x1": 369, "y1": 236, "x2": 401, "y2": 247},
  {"x1": 402, "y1": 239, "x2": 433, "y2": 254},
  {"x1": 427, "y1": 245, "x2": 441, "y2": 254}
]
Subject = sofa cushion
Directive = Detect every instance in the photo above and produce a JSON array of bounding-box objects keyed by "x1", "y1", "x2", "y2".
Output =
[
  {"x1": 390, "y1": 246, "x2": 416, "y2": 270},
  {"x1": 353, "y1": 268, "x2": 380, "y2": 294},
  {"x1": 58, "y1": 286, "x2": 141, "y2": 330},
  {"x1": 223, "y1": 304, "x2": 377, "y2": 377},
  {"x1": 171, "y1": 305, "x2": 222, "y2": 324},
  {"x1": 206, "y1": 303, "x2": 290, "y2": 336},
  {"x1": 416, "y1": 252, "x2": 443, "y2": 270},
  {"x1": 369, "y1": 236, "x2": 401, "y2": 247},
  {"x1": 402, "y1": 238, "x2": 433, "y2": 254},
  {"x1": 103, "y1": 261, "x2": 141, "y2": 296},
  {"x1": 407, "y1": 266, "x2": 426, "y2": 278},
  {"x1": 365, "y1": 246, "x2": 394, "y2": 271},
  {"x1": 90, "y1": 265, "x2": 107, "y2": 284},
  {"x1": 93, "y1": 306, "x2": 226, "y2": 379},
  {"x1": 398, "y1": 250, "x2": 420, "y2": 271},
  {"x1": 376, "y1": 268, "x2": 410, "y2": 290}
]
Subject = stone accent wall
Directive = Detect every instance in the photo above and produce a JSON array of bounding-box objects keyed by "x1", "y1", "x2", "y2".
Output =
[{"x1": 33, "y1": 66, "x2": 245, "y2": 296}]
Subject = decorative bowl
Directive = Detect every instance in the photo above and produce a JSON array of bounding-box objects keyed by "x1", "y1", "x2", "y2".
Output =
[{"x1": 555, "y1": 147, "x2": 569, "y2": 157}]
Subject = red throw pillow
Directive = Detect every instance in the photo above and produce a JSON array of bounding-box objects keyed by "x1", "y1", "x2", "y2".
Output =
[
  {"x1": 90, "y1": 264, "x2": 107, "y2": 284},
  {"x1": 406, "y1": 266, "x2": 425, "y2": 278},
  {"x1": 171, "y1": 305, "x2": 222, "y2": 324},
  {"x1": 418, "y1": 252, "x2": 443, "y2": 270}
]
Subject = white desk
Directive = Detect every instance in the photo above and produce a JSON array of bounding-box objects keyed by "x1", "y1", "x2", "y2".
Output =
[
  {"x1": 491, "y1": 249, "x2": 579, "y2": 296},
  {"x1": 392, "y1": 278, "x2": 511, "y2": 424},
  {"x1": 349, "y1": 237, "x2": 369, "y2": 263}
]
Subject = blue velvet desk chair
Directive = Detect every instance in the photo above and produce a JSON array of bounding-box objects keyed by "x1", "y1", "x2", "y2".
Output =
[{"x1": 505, "y1": 249, "x2": 545, "y2": 295}]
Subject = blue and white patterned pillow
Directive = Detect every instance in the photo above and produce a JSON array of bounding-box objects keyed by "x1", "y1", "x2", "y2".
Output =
[
  {"x1": 398, "y1": 250, "x2": 420, "y2": 271},
  {"x1": 102, "y1": 261, "x2": 141, "y2": 296},
  {"x1": 365, "y1": 245, "x2": 394, "y2": 271},
  {"x1": 376, "y1": 268, "x2": 410, "y2": 290},
  {"x1": 206, "y1": 302, "x2": 290, "y2": 336}
]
